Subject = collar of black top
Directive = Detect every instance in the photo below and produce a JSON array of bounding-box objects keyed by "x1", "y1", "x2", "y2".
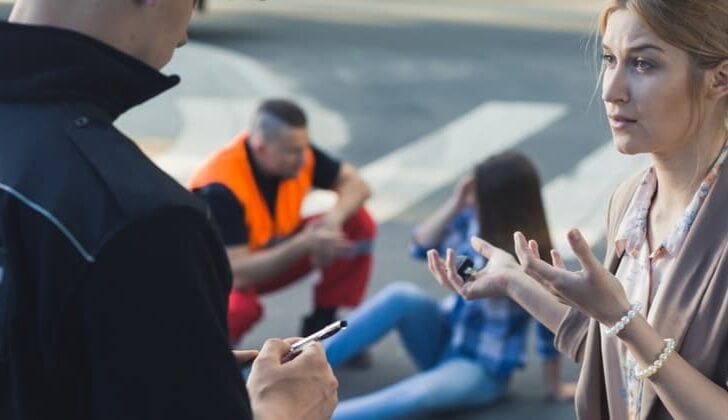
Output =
[{"x1": 0, "y1": 21, "x2": 179, "y2": 120}]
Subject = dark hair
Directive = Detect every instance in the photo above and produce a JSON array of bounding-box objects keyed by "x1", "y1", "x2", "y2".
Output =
[
  {"x1": 256, "y1": 99, "x2": 307, "y2": 128},
  {"x1": 474, "y1": 151, "x2": 553, "y2": 258}
]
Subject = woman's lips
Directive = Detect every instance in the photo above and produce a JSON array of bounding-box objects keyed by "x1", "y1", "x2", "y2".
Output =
[{"x1": 608, "y1": 115, "x2": 637, "y2": 130}]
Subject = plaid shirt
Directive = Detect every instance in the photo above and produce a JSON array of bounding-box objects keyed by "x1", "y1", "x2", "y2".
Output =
[{"x1": 410, "y1": 207, "x2": 558, "y2": 377}]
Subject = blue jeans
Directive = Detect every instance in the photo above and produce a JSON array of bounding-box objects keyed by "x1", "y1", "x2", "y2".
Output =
[{"x1": 325, "y1": 282, "x2": 509, "y2": 420}]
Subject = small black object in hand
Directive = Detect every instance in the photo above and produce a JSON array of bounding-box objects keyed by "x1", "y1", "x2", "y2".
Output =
[{"x1": 455, "y1": 255, "x2": 476, "y2": 281}]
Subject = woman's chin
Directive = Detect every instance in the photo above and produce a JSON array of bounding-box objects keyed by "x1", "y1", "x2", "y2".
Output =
[{"x1": 612, "y1": 136, "x2": 647, "y2": 156}]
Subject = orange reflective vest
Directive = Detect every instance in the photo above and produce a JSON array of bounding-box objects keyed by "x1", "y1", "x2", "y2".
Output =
[{"x1": 188, "y1": 131, "x2": 314, "y2": 250}]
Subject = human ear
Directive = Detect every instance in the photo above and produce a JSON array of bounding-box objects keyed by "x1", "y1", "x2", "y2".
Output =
[
  {"x1": 707, "y1": 59, "x2": 728, "y2": 100},
  {"x1": 249, "y1": 135, "x2": 266, "y2": 154}
]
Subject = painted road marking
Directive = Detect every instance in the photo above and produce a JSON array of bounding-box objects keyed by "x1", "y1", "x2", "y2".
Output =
[{"x1": 360, "y1": 101, "x2": 568, "y2": 222}]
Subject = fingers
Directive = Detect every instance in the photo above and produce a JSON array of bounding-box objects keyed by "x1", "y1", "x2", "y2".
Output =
[
  {"x1": 550, "y1": 249, "x2": 566, "y2": 269},
  {"x1": 445, "y1": 248, "x2": 456, "y2": 279},
  {"x1": 528, "y1": 239, "x2": 540, "y2": 259},
  {"x1": 256, "y1": 339, "x2": 328, "y2": 371},
  {"x1": 283, "y1": 337, "x2": 303, "y2": 345},
  {"x1": 427, "y1": 249, "x2": 463, "y2": 293},
  {"x1": 567, "y1": 229, "x2": 599, "y2": 272},
  {"x1": 256, "y1": 338, "x2": 293, "y2": 364},
  {"x1": 291, "y1": 341, "x2": 326, "y2": 363},
  {"x1": 284, "y1": 343, "x2": 339, "y2": 391},
  {"x1": 513, "y1": 231, "x2": 531, "y2": 266},
  {"x1": 427, "y1": 249, "x2": 440, "y2": 274},
  {"x1": 282, "y1": 341, "x2": 326, "y2": 367},
  {"x1": 514, "y1": 232, "x2": 567, "y2": 286},
  {"x1": 444, "y1": 249, "x2": 465, "y2": 290},
  {"x1": 248, "y1": 339, "x2": 339, "y2": 417},
  {"x1": 233, "y1": 349, "x2": 259, "y2": 365},
  {"x1": 446, "y1": 248, "x2": 470, "y2": 287},
  {"x1": 470, "y1": 236, "x2": 495, "y2": 258},
  {"x1": 426, "y1": 250, "x2": 446, "y2": 286},
  {"x1": 427, "y1": 250, "x2": 444, "y2": 277}
]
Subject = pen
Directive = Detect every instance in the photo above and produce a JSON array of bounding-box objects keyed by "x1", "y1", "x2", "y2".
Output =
[
  {"x1": 282, "y1": 320, "x2": 348, "y2": 362},
  {"x1": 241, "y1": 320, "x2": 348, "y2": 371}
]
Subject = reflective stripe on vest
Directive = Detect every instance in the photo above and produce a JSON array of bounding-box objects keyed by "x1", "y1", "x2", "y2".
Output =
[{"x1": 189, "y1": 132, "x2": 314, "y2": 250}]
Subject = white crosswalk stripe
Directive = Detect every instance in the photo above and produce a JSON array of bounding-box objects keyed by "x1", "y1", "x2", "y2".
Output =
[{"x1": 360, "y1": 101, "x2": 568, "y2": 222}]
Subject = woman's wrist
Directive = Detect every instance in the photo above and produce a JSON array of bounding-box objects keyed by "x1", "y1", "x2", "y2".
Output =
[
  {"x1": 597, "y1": 297, "x2": 633, "y2": 327},
  {"x1": 603, "y1": 302, "x2": 642, "y2": 337},
  {"x1": 615, "y1": 314, "x2": 667, "y2": 364},
  {"x1": 505, "y1": 268, "x2": 539, "y2": 299},
  {"x1": 616, "y1": 313, "x2": 656, "y2": 343}
]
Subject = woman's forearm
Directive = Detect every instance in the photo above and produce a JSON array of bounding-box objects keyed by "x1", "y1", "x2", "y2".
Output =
[
  {"x1": 619, "y1": 316, "x2": 728, "y2": 419},
  {"x1": 507, "y1": 274, "x2": 571, "y2": 334}
]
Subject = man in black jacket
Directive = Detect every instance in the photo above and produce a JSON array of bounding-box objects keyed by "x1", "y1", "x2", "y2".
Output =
[{"x1": 0, "y1": 1, "x2": 337, "y2": 419}]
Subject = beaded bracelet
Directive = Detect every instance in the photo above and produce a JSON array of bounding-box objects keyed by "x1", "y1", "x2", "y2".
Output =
[
  {"x1": 634, "y1": 338, "x2": 676, "y2": 380},
  {"x1": 604, "y1": 302, "x2": 643, "y2": 337}
]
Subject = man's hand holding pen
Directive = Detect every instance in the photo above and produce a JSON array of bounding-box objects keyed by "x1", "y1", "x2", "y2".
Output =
[
  {"x1": 234, "y1": 321, "x2": 346, "y2": 420},
  {"x1": 245, "y1": 338, "x2": 338, "y2": 420}
]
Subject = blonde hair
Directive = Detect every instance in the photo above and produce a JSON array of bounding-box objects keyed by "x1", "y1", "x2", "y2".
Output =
[{"x1": 598, "y1": 0, "x2": 728, "y2": 125}]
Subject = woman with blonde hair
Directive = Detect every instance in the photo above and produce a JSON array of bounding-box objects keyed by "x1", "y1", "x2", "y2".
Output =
[{"x1": 429, "y1": 1, "x2": 728, "y2": 419}]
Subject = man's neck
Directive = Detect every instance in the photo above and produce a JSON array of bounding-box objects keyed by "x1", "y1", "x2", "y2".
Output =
[{"x1": 9, "y1": 0, "x2": 140, "y2": 65}]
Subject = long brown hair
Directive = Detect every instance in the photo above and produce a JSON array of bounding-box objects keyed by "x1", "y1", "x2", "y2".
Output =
[{"x1": 474, "y1": 151, "x2": 552, "y2": 258}]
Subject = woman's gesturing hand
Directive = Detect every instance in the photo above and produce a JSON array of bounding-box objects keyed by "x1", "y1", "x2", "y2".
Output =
[
  {"x1": 513, "y1": 229, "x2": 631, "y2": 326},
  {"x1": 427, "y1": 236, "x2": 528, "y2": 300}
]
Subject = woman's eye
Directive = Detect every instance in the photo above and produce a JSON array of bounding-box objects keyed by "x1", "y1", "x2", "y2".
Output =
[
  {"x1": 601, "y1": 54, "x2": 616, "y2": 66},
  {"x1": 633, "y1": 58, "x2": 654, "y2": 72}
]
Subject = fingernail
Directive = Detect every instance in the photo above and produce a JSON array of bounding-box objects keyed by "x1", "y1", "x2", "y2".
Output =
[{"x1": 568, "y1": 229, "x2": 580, "y2": 241}]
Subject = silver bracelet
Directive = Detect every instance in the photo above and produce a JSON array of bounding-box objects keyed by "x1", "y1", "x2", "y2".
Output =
[
  {"x1": 604, "y1": 302, "x2": 642, "y2": 337},
  {"x1": 634, "y1": 338, "x2": 676, "y2": 380}
]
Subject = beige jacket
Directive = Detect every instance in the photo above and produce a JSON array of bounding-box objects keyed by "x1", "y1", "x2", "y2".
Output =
[{"x1": 554, "y1": 169, "x2": 728, "y2": 420}]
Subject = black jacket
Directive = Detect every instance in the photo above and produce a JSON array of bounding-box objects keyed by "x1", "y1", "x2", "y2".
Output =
[{"x1": 0, "y1": 22, "x2": 252, "y2": 419}]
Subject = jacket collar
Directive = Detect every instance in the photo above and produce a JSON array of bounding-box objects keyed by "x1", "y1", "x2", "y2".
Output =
[{"x1": 0, "y1": 21, "x2": 179, "y2": 120}]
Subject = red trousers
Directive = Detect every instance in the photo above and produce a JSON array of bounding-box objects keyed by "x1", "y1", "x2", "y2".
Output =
[{"x1": 227, "y1": 207, "x2": 376, "y2": 342}]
